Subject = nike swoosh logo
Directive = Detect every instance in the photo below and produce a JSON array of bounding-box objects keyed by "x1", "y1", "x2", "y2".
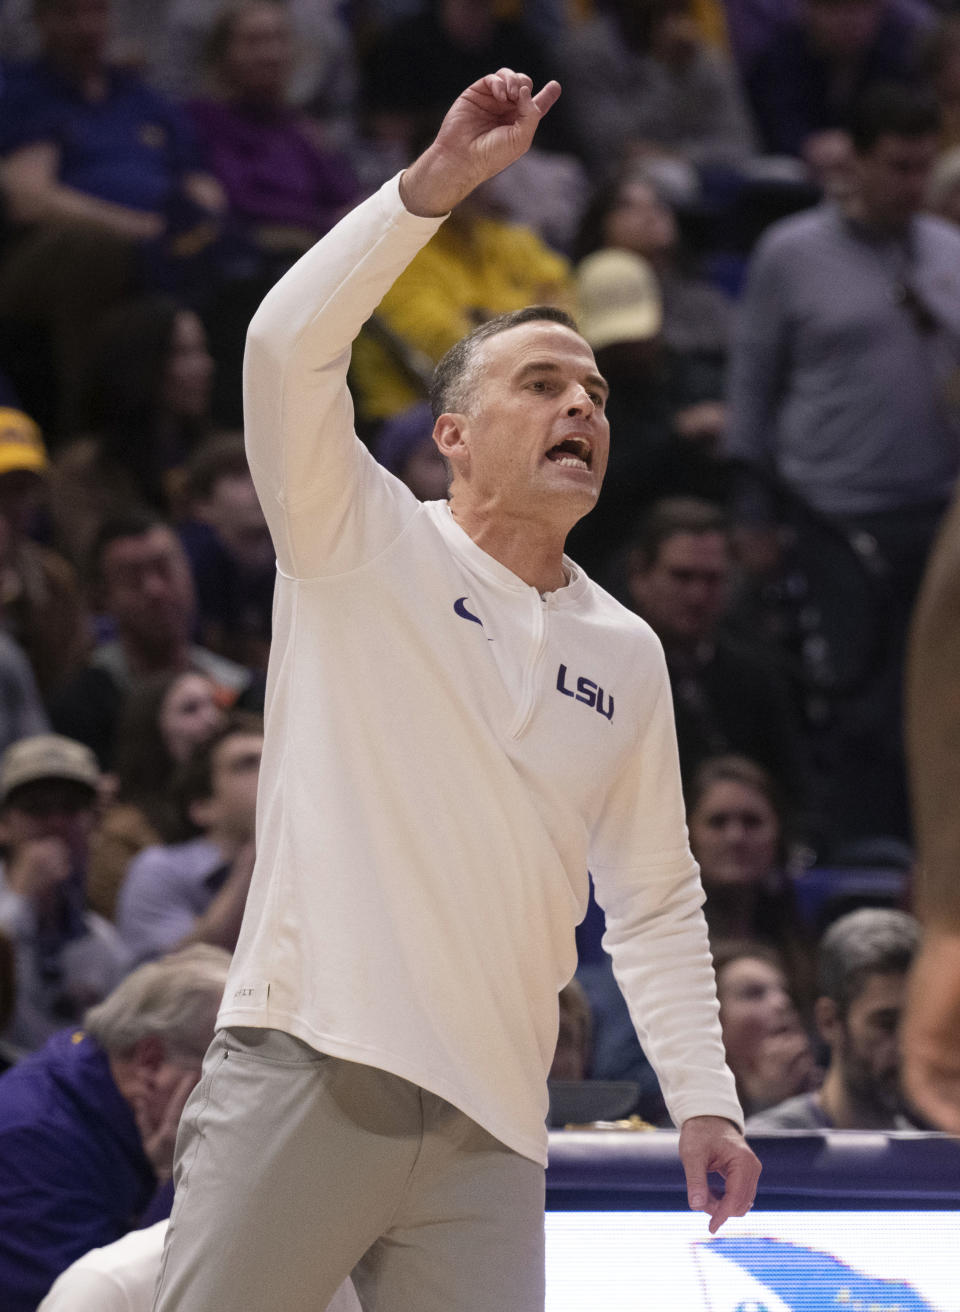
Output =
[{"x1": 454, "y1": 596, "x2": 483, "y2": 626}]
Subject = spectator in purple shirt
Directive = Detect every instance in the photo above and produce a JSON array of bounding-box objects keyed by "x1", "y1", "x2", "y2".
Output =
[
  {"x1": 188, "y1": 0, "x2": 359, "y2": 269},
  {"x1": 724, "y1": 0, "x2": 932, "y2": 73},
  {"x1": 187, "y1": 0, "x2": 360, "y2": 421},
  {"x1": 0, "y1": 0, "x2": 226, "y2": 429}
]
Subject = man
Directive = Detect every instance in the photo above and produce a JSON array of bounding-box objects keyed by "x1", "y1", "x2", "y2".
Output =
[
  {"x1": 0, "y1": 0, "x2": 224, "y2": 422},
  {"x1": 744, "y1": 0, "x2": 928, "y2": 158},
  {"x1": 117, "y1": 714, "x2": 262, "y2": 963},
  {"x1": 903, "y1": 489, "x2": 960, "y2": 1135},
  {"x1": 50, "y1": 510, "x2": 257, "y2": 767},
  {"x1": 0, "y1": 733, "x2": 129, "y2": 1052},
  {"x1": 554, "y1": 0, "x2": 756, "y2": 176},
  {"x1": 155, "y1": 71, "x2": 759, "y2": 1312},
  {"x1": 0, "y1": 945, "x2": 230, "y2": 1312},
  {"x1": 0, "y1": 0, "x2": 218, "y2": 243},
  {"x1": 748, "y1": 908, "x2": 921, "y2": 1130},
  {"x1": 727, "y1": 82, "x2": 960, "y2": 845},
  {"x1": 624, "y1": 496, "x2": 807, "y2": 805}
]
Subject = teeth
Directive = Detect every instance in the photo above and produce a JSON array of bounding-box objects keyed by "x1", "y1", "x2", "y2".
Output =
[{"x1": 556, "y1": 455, "x2": 587, "y2": 469}]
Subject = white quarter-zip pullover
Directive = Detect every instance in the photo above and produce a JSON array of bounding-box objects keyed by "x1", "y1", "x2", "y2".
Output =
[{"x1": 219, "y1": 174, "x2": 743, "y2": 1165}]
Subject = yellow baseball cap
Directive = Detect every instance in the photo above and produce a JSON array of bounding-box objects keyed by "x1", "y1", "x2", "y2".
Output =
[{"x1": 0, "y1": 408, "x2": 48, "y2": 477}]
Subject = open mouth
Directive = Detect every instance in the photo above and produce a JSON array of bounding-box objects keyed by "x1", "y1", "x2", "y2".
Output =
[{"x1": 545, "y1": 437, "x2": 592, "y2": 470}]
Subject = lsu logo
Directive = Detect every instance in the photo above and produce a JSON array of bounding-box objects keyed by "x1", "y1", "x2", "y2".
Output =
[{"x1": 556, "y1": 664, "x2": 614, "y2": 722}]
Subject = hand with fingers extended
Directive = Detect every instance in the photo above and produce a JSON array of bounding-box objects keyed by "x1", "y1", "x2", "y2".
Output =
[
  {"x1": 399, "y1": 68, "x2": 562, "y2": 218},
  {"x1": 679, "y1": 1114, "x2": 761, "y2": 1234}
]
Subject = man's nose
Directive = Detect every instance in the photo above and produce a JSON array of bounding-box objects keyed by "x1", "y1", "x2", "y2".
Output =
[{"x1": 566, "y1": 386, "x2": 595, "y2": 417}]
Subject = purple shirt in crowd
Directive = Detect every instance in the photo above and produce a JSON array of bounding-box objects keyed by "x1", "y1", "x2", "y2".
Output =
[
  {"x1": 188, "y1": 98, "x2": 359, "y2": 237},
  {"x1": 724, "y1": 0, "x2": 933, "y2": 70},
  {"x1": 116, "y1": 836, "x2": 230, "y2": 965}
]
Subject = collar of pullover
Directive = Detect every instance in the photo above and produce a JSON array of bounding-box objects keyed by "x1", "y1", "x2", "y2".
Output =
[{"x1": 426, "y1": 501, "x2": 590, "y2": 607}]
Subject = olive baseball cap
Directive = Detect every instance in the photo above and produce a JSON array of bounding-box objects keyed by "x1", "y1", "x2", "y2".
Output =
[{"x1": 0, "y1": 734, "x2": 100, "y2": 805}]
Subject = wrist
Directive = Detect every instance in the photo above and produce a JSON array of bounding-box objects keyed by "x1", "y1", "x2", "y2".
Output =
[{"x1": 399, "y1": 146, "x2": 476, "y2": 218}]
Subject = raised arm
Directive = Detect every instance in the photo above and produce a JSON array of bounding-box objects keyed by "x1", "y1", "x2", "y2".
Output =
[{"x1": 242, "y1": 70, "x2": 560, "y2": 579}]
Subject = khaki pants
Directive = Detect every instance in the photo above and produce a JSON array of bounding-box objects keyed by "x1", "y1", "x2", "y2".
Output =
[{"x1": 153, "y1": 1028, "x2": 546, "y2": 1312}]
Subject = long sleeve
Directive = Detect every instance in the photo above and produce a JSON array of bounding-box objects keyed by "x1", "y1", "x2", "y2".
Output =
[
  {"x1": 725, "y1": 230, "x2": 791, "y2": 472},
  {"x1": 588, "y1": 640, "x2": 743, "y2": 1130},
  {"x1": 242, "y1": 174, "x2": 445, "y2": 578}
]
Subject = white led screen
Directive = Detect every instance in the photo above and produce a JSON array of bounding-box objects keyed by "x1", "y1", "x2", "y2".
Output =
[{"x1": 545, "y1": 1211, "x2": 958, "y2": 1311}]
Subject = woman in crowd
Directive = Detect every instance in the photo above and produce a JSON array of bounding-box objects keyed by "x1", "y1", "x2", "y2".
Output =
[
  {"x1": 687, "y1": 754, "x2": 815, "y2": 1005},
  {"x1": 713, "y1": 940, "x2": 822, "y2": 1120},
  {"x1": 86, "y1": 670, "x2": 225, "y2": 920},
  {"x1": 50, "y1": 297, "x2": 214, "y2": 567},
  {"x1": 576, "y1": 753, "x2": 815, "y2": 1118}
]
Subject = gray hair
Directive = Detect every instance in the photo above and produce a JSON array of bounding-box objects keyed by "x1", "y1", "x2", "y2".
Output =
[
  {"x1": 429, "y1": 305, "x2": 579, "y2": 419},
  {"x1": 817, "y1": 908, "x2": 920, "y2": 1016},
  {"x1": 84, "y1": 945, "x2": 230, "y2": 1059}
]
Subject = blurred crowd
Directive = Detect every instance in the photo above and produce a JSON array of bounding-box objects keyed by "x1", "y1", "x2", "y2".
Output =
[{"x1": 2, "y1": 0, "x2": 960, "y2": 1306}]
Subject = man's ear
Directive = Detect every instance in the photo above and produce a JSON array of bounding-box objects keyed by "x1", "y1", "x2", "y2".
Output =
[
  {"x1": 814, "y1": 995, "x2": 842, "y2": 1047},
  {"x1": 433, "y1": 413, "x2": 469, "y2": 475}
]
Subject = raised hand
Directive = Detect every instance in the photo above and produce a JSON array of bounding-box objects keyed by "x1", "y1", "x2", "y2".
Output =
[{"x1": 399, "y1": 69, "x2": 561, "y2": 218}]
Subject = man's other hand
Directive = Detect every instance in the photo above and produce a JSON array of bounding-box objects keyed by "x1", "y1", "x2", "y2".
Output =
[
  {"x1": 399, "y1": 69, "x2": 561, "y2": 218},
  {"x1": 679, "y1": 1114, "x2": 761, "y2": 1234}
]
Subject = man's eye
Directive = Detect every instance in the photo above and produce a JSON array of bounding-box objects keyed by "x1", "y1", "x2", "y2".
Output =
[{"x1": 590, "y1": 392, "x2": 606, "y2": 407}]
